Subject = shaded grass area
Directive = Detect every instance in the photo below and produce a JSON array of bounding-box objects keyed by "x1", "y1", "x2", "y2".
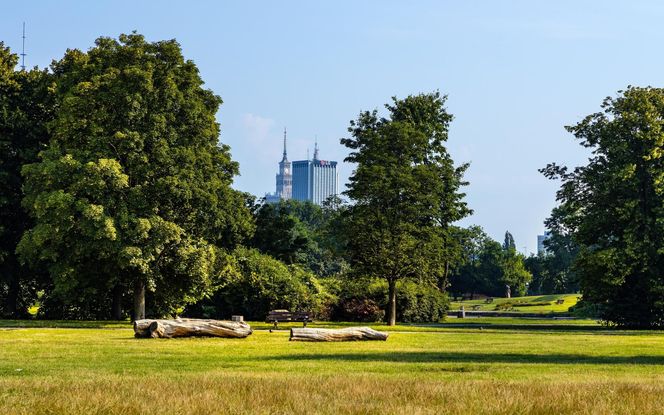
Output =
[
  {"x1": 0, "y1": 319, "x2": 131, "y2": 328},
  {"x1": 1, "y1": 325, "x2": 664, "y2": 414},
  {"x1": 449, "y1": 293, "x2": 580, "y2": 313}
]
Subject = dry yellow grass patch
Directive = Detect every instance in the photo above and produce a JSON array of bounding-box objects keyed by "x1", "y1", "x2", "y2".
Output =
[{"x1": 2, "y1": 374, "x2": 664, "y2": 414}]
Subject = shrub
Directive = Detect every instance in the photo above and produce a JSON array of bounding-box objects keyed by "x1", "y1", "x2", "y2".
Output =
[
  {"x1": 186, "y1": 247, "x2": 332, "y2": 320},
  {"x1": 329, "y1": 277, "x2": 448, "y2": 323},
  {"x1": 396, "y1": 281, "x2": 448, "y2": 323},
  {"x1": 336, "y1": 298, "x2": 384, "y2": 322},
  {"x1": 569, "y1": 298, "x2": 602, "y2": 318}
]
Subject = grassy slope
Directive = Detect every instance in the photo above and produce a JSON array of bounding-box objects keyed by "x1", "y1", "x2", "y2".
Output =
[
  {"x1": 449, "y1": 293, "x2": 581, "y2": 313},
  {"x1": 1, "y1": 324, "x2": 663, "y2": 414}
]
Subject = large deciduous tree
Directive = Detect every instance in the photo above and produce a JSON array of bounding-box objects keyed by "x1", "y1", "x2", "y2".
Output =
[
  {"x1": 0, "y1": 43, "x2": 54, "y2": 317},
  {"x1": 542, "y1": 87, "x2": 664, "y2": 328},
  {"x1": 341, "y1": 92, "x2": 471, "y2": 325},
  {"x1": 17, "y1": 33, "x2": 253, "y2": 320}
]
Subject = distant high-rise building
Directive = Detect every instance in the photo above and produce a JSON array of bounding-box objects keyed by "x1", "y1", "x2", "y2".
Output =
[
  {"x1": 266, "y1": 134, "x2": 338, "y2": 205},
  {"x1": 292, "y1": 141, "x2": 338, "y2": 205},
  {"x1": 537, "y1": 232, "x2": 551, "y2": 255},
  {"x1": 265, "y1": 128, "x2": 292, "y2": 203}
]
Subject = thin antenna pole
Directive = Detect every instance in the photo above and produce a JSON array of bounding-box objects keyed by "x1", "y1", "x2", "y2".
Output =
[
  {"x1": 20, "y1": 22, "x2": 26, "y2": 71},
  {"x1": 283, "y1": 127, "x2": 287, "y2": 157},
  {"x1": 313, "y1": 135, "x2": 319, "y2": 160}
]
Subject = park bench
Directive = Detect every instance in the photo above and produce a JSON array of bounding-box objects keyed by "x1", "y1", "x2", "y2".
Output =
[
  {"x1": 485, "y1": 297, "x2": 494, "y2": 304},
  {"x1": 556, "y1": 299, "x2": 565, "y2": 305},
  {"x1": 266, "y1": 309, "x2": 312, "y2": 332}
]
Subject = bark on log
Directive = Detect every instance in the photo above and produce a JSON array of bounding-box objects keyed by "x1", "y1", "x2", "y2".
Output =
[
  {"x1": 290, "y1": 327, "x2": 388, "y2": 342},
  {"x1": 133, "y1": 318, "x2": 252, "y2": 339}
]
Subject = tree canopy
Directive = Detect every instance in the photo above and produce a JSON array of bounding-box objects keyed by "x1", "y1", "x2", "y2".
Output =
[
  {"x1": 542, "y1": 86, "x2": 664, "y2": 328},
  {"x1": 341, "y1": 92, "x2": 471, "y2": 325},
  {"x1": 449, "y1": 226, "x2": 531, "y2": 298},
  {"x1": 0, "y1": 43, "x2": 54, "y2": 317},
  {"x1": 17, "y1": 33, "x2": 253, "y2": 319},
  {"x1": 251, "y1": 198, "x2": 348, "y2": 277}
]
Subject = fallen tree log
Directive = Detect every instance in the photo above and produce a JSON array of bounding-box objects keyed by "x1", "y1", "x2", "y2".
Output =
[
  {"x1": 134, "y1": 318, "x2": 252, "y2": 339},
  {"x1": 290, "y1": 326, "x2": 388, "y2": 342}
]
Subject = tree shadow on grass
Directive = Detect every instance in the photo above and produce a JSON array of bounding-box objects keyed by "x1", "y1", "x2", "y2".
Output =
[
  {"x1": 0, "y1": 320, "x2": 130, "y2": 329},
  {"x1": 263, "y1": 351, "x2": 664, "y2": 365}
]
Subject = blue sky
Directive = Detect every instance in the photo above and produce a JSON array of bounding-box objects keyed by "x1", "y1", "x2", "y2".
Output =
[{"x1": 2, "y1": 1, "x2": 664, "y2": 253}]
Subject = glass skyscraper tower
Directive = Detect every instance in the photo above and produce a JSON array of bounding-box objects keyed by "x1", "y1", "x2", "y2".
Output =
[
  {"x1": 291, "y1": 143, "x2": 338, "y2": 205},
  {"x1": 267, "y1": 136, "x2": 338, "y2": 206}
]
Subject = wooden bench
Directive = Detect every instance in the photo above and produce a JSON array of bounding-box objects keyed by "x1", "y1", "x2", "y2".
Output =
[
  {"x1": 556, "y1": 299, "x2": 565, "y2": 305},
  {"x1": 266, "y1": 310, "x2": 312, "y2": 332}
]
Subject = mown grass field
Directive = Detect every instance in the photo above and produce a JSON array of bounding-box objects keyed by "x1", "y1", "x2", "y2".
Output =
[
  {"x1": 449, "y1": 293, "x2": 580, "y2": 313},
  {"x1": 1, "y1": 319, "x2": 663, "y2": 414}
]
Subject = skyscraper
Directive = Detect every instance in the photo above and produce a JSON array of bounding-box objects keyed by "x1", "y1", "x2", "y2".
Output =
[
  {"x1": 537, "y1": 232, "x2": 551, "y2": 255},
  {"x1": 276, "y1": 128, "x2": 292, "y2": 199},
  {"x1": 292, "y1": 142, "x2": 338, "y2": 205},
  {"x1": 265, "y1": 128, "x2": 292, "y2": 203},
  {"x1": 266, "y1": 135, "x2": 338, "y2": 205}
]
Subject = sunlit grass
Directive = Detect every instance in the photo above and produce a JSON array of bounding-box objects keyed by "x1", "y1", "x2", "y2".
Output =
[
  {"x1": 0, "y1": 317, "x2": 600, "y2": 331},
  {"x1": 449, "y1": 293, "x2": 581, "y2": 313},
  {"x1": 1, "y1": 322, "x2": 663, "y2": 414}
]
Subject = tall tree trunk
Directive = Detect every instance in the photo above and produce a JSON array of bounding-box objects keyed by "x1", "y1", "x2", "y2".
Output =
[
  {"x1": 111, "y1": 284, "x2": 123, "y2": 320},
  {"x1": 387, "y1": 279, "x2": 397, "y2": 326},
  {"x1": 133, "y1": 280, "x2": 145, "y2": 321}
]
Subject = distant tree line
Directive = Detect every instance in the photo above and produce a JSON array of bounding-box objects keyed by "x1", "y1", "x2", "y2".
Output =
[
  {"x1": 448, "y1": 229, "x2": 531, "y2": 299},
  {"x1": 1, "y1": 33, "x2": 660, "y2": 328}
]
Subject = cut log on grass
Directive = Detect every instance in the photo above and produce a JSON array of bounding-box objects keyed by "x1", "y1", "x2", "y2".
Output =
[
  {"x1": 133, "y1": 318, "x2": 252, "y2": 339},
  {"x1": 290, "y1": 327, "x2": 388, "y2": 342}
]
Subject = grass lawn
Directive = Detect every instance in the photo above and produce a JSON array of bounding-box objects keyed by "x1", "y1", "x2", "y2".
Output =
[
  {"x1": 1, "y1": 321, "x2": 663, "y2": 414},
  {"x1": 449, "y1": 293, "x2": 581, "y2": 313},
  {"x1": 0, "y1": 317, "x2": 600, "y2": 331}
]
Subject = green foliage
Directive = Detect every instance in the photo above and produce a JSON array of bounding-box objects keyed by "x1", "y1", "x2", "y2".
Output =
[
  {"x1": 542, "y1": 87, "x2": 664, "y2": 328},
  {"x1": 525, "y1": 216, "x2": 580, "y2": 295},
  {"x1": 0, "y1": 43, "x2": 55, "y2": 317},
  {"x1": 500, "y1": 244, "x2": 531, "y2": 297},
  {"x1": 341, "y1": 92, "x2": 470, "y2": 324},
  {"x1": 568, "y1": 299, "x2": 602, "y2": 319},
  {"x1": 449, "y1": 226, "x2": 531, "y2": 297},
  {"x1": 395, "y1": 281, "x2": 448, "y2": 323},
  {"x1": 329, "y1": 278, "x2": 448, "y2": 323},
  {"x1": 251, "y1": 200, "x2": 319, "y2": 265},
  {"x1": 503, "y1": 231, "x2": 516, "y2": 251},
  {"x1": 17, "y1": 33, "x2": 253, "y2": 319},
  {"x1": 190, "y1": 247, "x2": 333, "y2": 321},
  {"x1": 525, "y1": 238, "x2": 579, "y2": 295},
  {"x1": 251, "y1": 199, "x2": 349, "y2": 278}
]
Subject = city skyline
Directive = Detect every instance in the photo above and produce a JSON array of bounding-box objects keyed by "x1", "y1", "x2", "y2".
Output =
[{"x1": 266, "y1": 128, "x2": 338, "y2": 206}]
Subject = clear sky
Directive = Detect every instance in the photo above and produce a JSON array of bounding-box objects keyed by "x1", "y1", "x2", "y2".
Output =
[{"x1": 3, "y1": 1, "x2": 664, "y2": 253}]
